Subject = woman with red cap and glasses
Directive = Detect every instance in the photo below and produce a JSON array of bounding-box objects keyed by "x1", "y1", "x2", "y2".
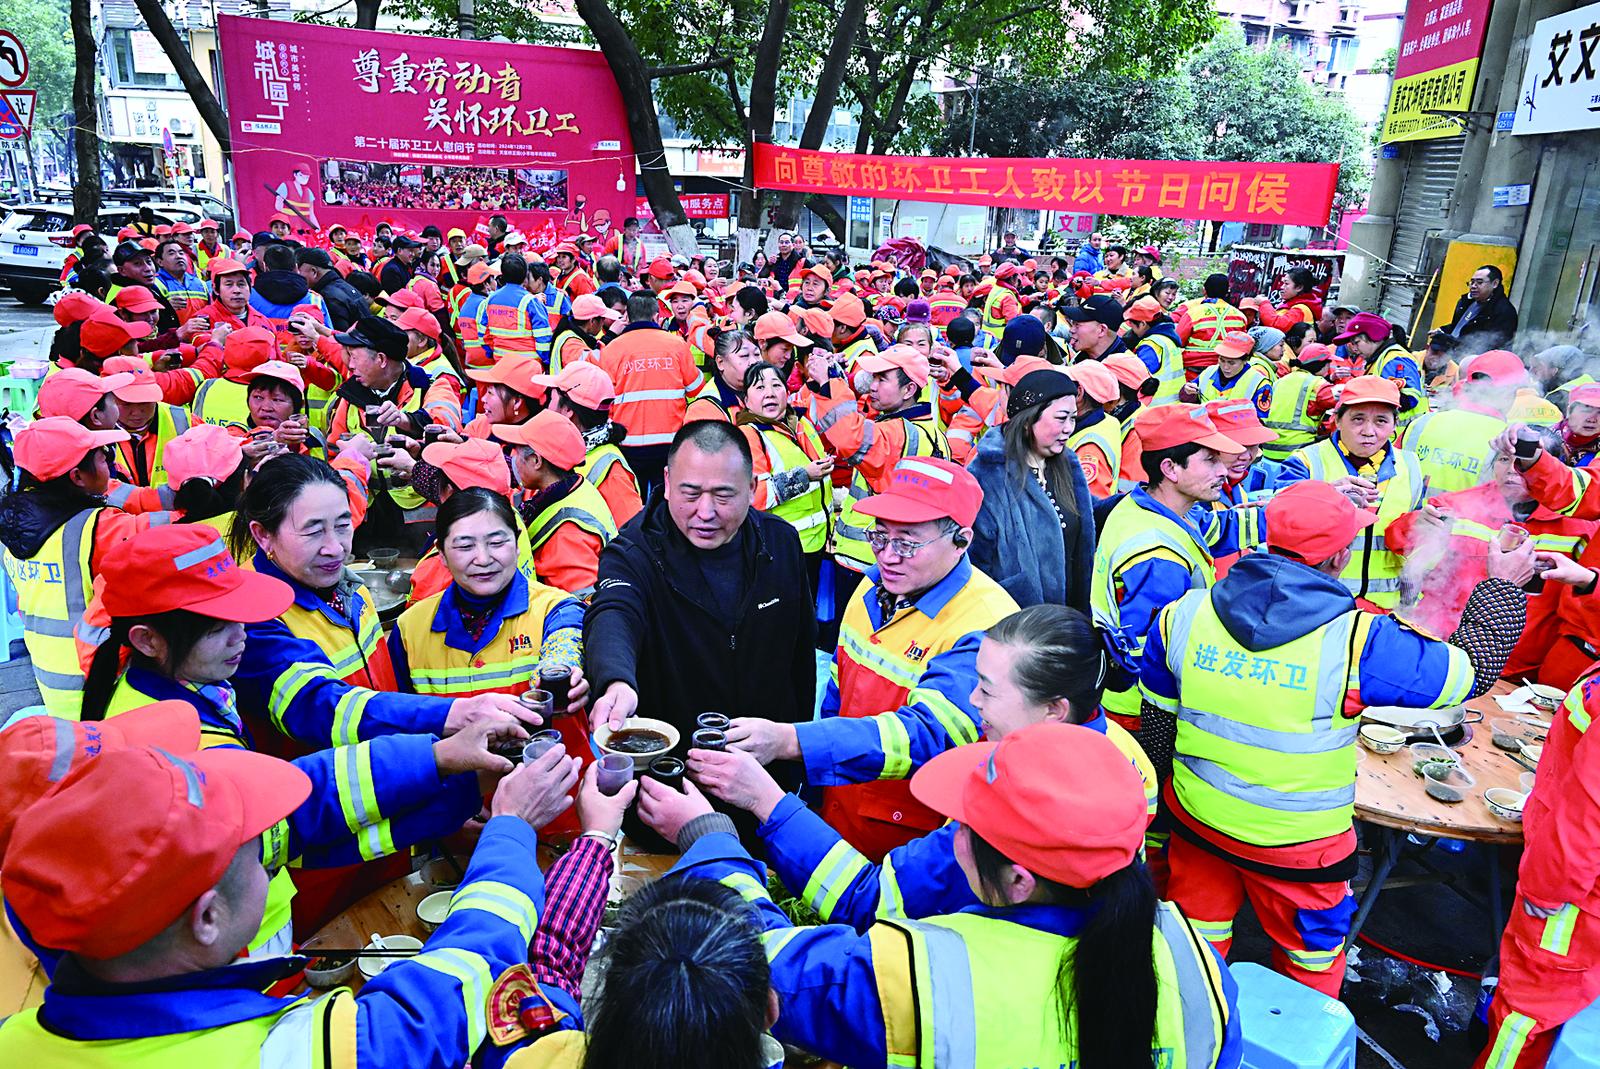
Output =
[
  {"x1": 641, "y1": 721, "x2": 1239, "y2": 1069},
  {"x1": 75, "y1": 523, "x2": 502, "y2": 941}
]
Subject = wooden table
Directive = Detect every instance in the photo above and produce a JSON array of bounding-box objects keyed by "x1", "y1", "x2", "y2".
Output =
[
  {"x1": 1346, "y1": 680, "x2": 1536, "y2": 949},
  {"x1": 301, "y1": 837, "x2": 676, "y2": 991}
]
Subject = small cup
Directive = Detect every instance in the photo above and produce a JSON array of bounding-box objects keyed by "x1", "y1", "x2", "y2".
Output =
[
  {"x1": 522, "y1": 729, "x2": 563, "y2": 764},
  {"x1": 1497, "y1": 524, "x2": 1530, "y2": 552},
  {"x1": 417, "y1": 890, "x2": 452, "y2": 931},
  {"x1": 691, "y1": 727, "x2": 727, "y2": 752},
  {"x1": 647, "y1": 755, "x2": 686, "y2": 790},
  {"x1": 596, "y1": 752, "x2": 634, "y2": 796},
  {"x1": 519, "y1": 688, "x2": 554, "y2": 722},
  {"x1": 424, "y1": 423, "x2": 448, "y2": 443},
  {"x1": 1520, "y1": 771, "x2": 1536, "y2": 794},
  {"x1": 538, "y1": 663, "x2": 572, "y2": 715},
  {"x1": 368, "y1": 547, "x2": 400, "y2": 568},
  {"x1": 696, "y1": 712, "x2": 731, "y2": 732}
]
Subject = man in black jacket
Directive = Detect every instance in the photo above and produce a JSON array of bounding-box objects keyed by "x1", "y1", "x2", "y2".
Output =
[
  {"x1": 296, "y1": 247, "x2": 368, "y2": 331},
  {"x1": 585, "y1": 421, "x2": 816, "y2": 806},
  {"x1": 1446, "y1": 264, "x2": 1519, "y2": 353},
  {"x1": 379, "y1": 236, "x2": 422, "y2": 295}
]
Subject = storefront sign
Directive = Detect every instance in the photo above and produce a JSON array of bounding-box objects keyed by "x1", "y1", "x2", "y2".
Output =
[
  {"x1": 753, "y1": 145, "x2": 1340, "y2": 226},
  {"x1": 633, "y1": 193, "x2": 729, "y2": 222},
  {"x1": 1380, "y1": 0, "x2": 1493, "y2": 144},
  {"x1": 217, "y1": 15, "x2": 634, "y2": 242},
  {"x1": 1492, "y1": 183, "x2": 1532, "y2": 207},
  {"x1": 1512, "y1": 0, "x2": 1600, "y2": 135}
]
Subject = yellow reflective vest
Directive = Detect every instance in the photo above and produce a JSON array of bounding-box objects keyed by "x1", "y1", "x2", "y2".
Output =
[
  {"x1": 747, "y1": 418, "x2": 831, "y2": 554},
  {"x1": 1136, "y1": 331, "x2": 1186, "y2": 406},
  {"x1": 4, "y1": 508, "x2": 100, "y2": 716},
  {"x1": 833, "y1": 415, "x2": 949, "y2": 572},
  {"x1": 193, "y1": 376, "x2": 252, "y2": 429},
  {"x1": 1288, "y1": 439, "x2": 1423, "y2": 608},
  {"x1": 1260, "y1": 369, "x2": 1322, "y2": 462},
  {"x1": 1401, "y1": 407, "x2": 1506, "y2": 496},
  {"x1": 395, "y1": 574, "x2": 576, "y2": 697}
]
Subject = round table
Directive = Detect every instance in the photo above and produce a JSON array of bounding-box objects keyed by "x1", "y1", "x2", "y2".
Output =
[{"x1": 1346, "y1": 681, "x2": 1537, "y2": 949}]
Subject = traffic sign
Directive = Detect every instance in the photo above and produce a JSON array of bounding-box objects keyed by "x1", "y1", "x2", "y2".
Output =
[
  {"x1": 162, "y1": 125, "x2": 174, "y2": 153},
  {"x1": 0, "y1": 89, "x2": 27, "y2": 140},
  {"x1": 0, "y1": 30, "x2": 28, "y2": 89}
]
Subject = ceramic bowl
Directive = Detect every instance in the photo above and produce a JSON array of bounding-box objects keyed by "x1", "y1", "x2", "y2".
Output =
[
  {"x1": 1422, "y1": 763, "x2": 1475, "y2": 804},
  {"x1": 1484, "y1": 787, "x2": 1527, "y2": 822},
  {"x1": 593, "y1": 717, "x2": 681, "y2": 770},
  {"x1": 358, "y1": 934, "x2": 423, "y2": 978},
  {"x1": 420, "y1": 857, "x2": 462, "y2": 889},
  {"x1": 1520, "y1": 771, "x2": 1536, "y2": 794},
  {"x1": 1359, "y1": 724, "x2": 1406, "y2": 754},
  {"x1": 1519, "y1": 741, "x2": 1544, "y2": 765},
  {"x1": 1525, "y1": 683, "x2": 1564, "y2": 713},
  {"x1": 417, "y1": 891, "x2": 452, "y2": 932}
]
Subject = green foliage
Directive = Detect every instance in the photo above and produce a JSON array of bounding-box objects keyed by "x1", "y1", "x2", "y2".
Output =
[{"x1": 0, "y1": 0, "x2": 74, "y2": 146}]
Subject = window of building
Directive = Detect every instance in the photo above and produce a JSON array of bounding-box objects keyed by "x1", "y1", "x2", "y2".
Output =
[{"x1": 106, "y1": 28, "x2": 186, "y2": 90}]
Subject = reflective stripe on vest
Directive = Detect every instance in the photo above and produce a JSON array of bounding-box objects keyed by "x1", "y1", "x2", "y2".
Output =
[
  {"x1": 193, "y1": 376, "x2": 252, "y2": 429},
  {"x1": 872, "y1": 903, "x2": 1223, "y2": 1069},
  {"x1": 978, "y1": 286, "x2": 1012, "y2": 346},
  {"x1": 1293, "y1": 439, "x2": 1421, "y2": 607},
  {"x1": 4, "y1": 508, "x2": 98, "y2": 716},
  {"x1": 396, "y1": 581, "x2": 573, "y2": 696},
  {"x1": 1067, "y1": 414, "x2": 1123, "y2": 473},
  {"x1": 272, "y1": 592, "x2": 386, "y2": 743},
  {"x1": 834, "y1": 417, "x2": 949, "y2": 570},
  {"x1": 526, "y1": 480, "x2": 618, "y2": 554},
  {"x1": 1163, "y1": 588, "x2": 1368, "y2": 845},
  {"x1": 1404, "y1": 408, "x2": 1506, "y2": 497},
  {"x1": 752, "y1": 420, "x2": 830, "y2": 552},
  {"x1": 1140, "y1": 333, "x2": 1185, "y2": 405},
  {"x1": 1180, "y1": 300, "x2": 1244, "y2": 354},
  {"x1": 839, "y1": 335, "x2": 879, "y2": 373},
  {"x1": 1198, "y1": 364, "x2": 1268, "y2": 405},
  {"x1": 1260, "y1": 370, "x2": 1320, "y2": 461}
]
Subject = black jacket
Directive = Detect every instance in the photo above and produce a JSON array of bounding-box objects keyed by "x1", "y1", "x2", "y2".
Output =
[
  {"x1": 314, "y1": 269, "x2": 369, "y2": 331},
  {"x1": 379, "y1": 258, "x2": 414, "y2": 296},
  {"x1": 1446, "y1": 292, "x2": 1519, "y2": 352},
  {"x1": 0, "y1": 484, "x2": 104, "y2": 560},
  {"x1": 584, "y1": 495, "x2": 816, "y2": 737}
]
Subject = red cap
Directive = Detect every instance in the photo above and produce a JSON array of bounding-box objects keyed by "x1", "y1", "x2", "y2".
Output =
[
  {"x1": 468, "y1": 356, "x2": 544, "y2": 398},
  {"x1": 80, "y1": 308, "x2": 155, "y2": 359},
  {"x1": 910, "y1": 723, "x2": 1147, "y2": 888},
  {"x1": 1332, "y1": 311, "x2": 1392, "y2": 344},
  {"x1": 1465, "y1": 349, "x2": 1529, "y2": 388},
  {"x1": 550, "y1": 242, "x2": 580, "y2": 258},
  {"x1": 1124, "y1": 296, "x2": 1164, "y2": 324},
  {"x1": 396, "y1": 306, "x2": 441, "y2": 341},
  {"x1": 380, "y1": 288, "x2": 424, "y2": 311},
  {"x1": 1022, "y1": 258, "x2": 1039, "y2": 271},
  {"x1": 169, "y1": 222, "x2": 194, "y2": 236},
  {"x1": 53, "y1": 292, "x2": 103, "y2": 327},
  {"x1": 1104, "y1": 354, "x2": 1153, "y2": 392},
  {"x1": 99, "y1": 524, "x2": 293, "y2": 623},
  {"x1": 854, "y1": 457, "x2": 983, "y2": 528},
  {"x1": 4, "y1": 746, "x2": 310, "y2": 958},
  {"x1": 944, "y1": 264, "x2": 962, "y2": 278},
  {"x1": 1296, "y1": 342, "x2": 1335, "y2": 366},
  {"x1": 101, "y1": 356, "x2": 166, "y2": 404},
  {"x1": 993, "y1": 262, "x2": 1020, "y2": 281},
  {"x1": 1065, "y1": 361, "x2": 1120, "y2": 404},
  {"x1": 646, "y1": 259, "x2": 676, "y2": 280},
  {"x1": 798, "y1": 265, "x2": 834, "y2": 287},
  {"x1": 241, "y1": 359, "x2": 307, "y2": 396},
  {"x1": 858, "y1": 344, "x2": 931, "y2": 388},
  {"x1": 531, "y1": 361, "x2": 615, "y2": 410},
  {"x1": 198, "y1": 218, "x2": 221, "y2": 231},
  {"x1": 495, "y1": 409, "x2": 586, "y2": 470},
  {"x1": 0, "y1": 702, "x2": 201, "y2": 858},
  {"x1": 1139, "y1": 245, "x2": 1161, "y2": 259},
  {"x1": 571, "y1": 294, "x2": 621, "y2": 322},
  {"x1": 1133, "y1": 404, "x2": 1242, "y2": 453},
  {"x1": 1337, "y1": 374, "x2": 1401, "y2": 408},
  {"x1": 163, "y1": 423, "x2": 246, "y2": 489},
  {"x1": 753, "y1": 311, "x2": 811, "y2": 347},
  {"x1": 269, "y1": 212, "x2": 292, "y2": 226},
  {"x1": 1214, "y1": 330, "x2": 1255, "y2": 360},
  {"x1": 829, "y1": 293, "x2": 867, "y2": 328},
  {"x1": 795, "y1": 307, "x2": 833, "y2": 338},
  {"x1": 421, "y1": 438, "x2": 512, "y2": 496},
  {"x1": 1265, "y1": 480, "x2": 1377, "y2": 564},
  {"x1": 1203, "y1": 399, "x2": 1277, "y2": 446},
  {"x1": 206, "y1": 257, "x2": 249, "y2": 279},
  {"x1": 223, "y1": 326, "x2": 277, "y2": 374},
  {"x1": 409, "y1": 277, "x2": 446, "y2": 312},
  {"x1": 466, "y1": 262, "x2": 495, "y2": 286},
  {"x1": 70, "y1": 223, "x2": 94, "y2": 237},
  {"x1": 683, "y1": 269, "x2": 707, "y2": 291},
  {"x1": 39, "y1": 366, "x2": 135, "y2": 420},
  {"x1": 13, "y1": 418, "x2": 129, "y2": 480},
  {"x1": 1568, "y1": 383, "x2": 1600, "y2": 408}
]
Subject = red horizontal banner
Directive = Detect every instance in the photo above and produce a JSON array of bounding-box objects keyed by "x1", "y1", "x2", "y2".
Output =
[{"x1": 753, "y1": 144, "x2": 1341, "y2": 226}]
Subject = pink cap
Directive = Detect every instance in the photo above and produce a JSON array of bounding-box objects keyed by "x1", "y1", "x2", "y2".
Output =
[{"x1": 164, "y1": 423, "x2": 245, "y2": 488}]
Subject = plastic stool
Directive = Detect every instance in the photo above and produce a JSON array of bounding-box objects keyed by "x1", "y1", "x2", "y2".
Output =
[
  {"x1": 0, "y1": 375, "x2": 39, "y2": 418},
  {"x1": 1231, "y1": 961, "x2": 1356, "y2": 1069},
  {"x1": 1550, "y1": 994, "x2": 1600, "y2": 1069}
]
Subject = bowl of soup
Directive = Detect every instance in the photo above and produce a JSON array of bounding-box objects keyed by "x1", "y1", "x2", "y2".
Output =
[{"x1": 594, "y1": 717, "x2": 680, "y2": 770}]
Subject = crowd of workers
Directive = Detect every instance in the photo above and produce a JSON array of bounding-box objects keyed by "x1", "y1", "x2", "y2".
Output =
[{"x1": 0, "y1": 206, "x2": 1597, "y2": 1069}]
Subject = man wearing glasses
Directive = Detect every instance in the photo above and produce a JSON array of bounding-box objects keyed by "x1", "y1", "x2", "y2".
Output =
[
  {"x1": 728, "y1": 457, "x2": 1019, "y2": 860},
  {"x1": 1445, "y1": 264, "x2": 1520, "y2": 353}
]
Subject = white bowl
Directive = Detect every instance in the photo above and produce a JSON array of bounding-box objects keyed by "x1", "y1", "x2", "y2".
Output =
[
  {"x1": 593, "y1": 717, "x2": 680, "y2": 770},
  {"x1": 358, "y1": 934, "x2": 423, "y2": 978},
  {"x1": 417, "y1": 891, "x2": 452, "y2": 932},
  {"x1": 1359, "y1": 724, "x2": 1406, "y2": 754},
  {"x1": 1484, "y1": 787, "x2": 1527, "y2": 822},
  {"x1": 1519, "y1": 741, "x2": 1544, "y2": 765}
]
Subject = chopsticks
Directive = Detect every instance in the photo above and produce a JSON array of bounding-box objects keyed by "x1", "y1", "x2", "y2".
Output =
[{"x1": 301, "y1": 948, "x2": 421, "y2": 958}]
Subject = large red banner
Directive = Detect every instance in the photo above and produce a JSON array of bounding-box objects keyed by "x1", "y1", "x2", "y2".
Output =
[
  {"x1": 217, "y1": 16, "x2": 634, "y2": 246},
  {"x1": 753, "y1": 144, "x2": 1341, "y2": 227}
]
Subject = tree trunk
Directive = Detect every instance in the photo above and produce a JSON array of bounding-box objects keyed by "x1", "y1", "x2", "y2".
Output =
[
  {"x1": 806, "y1": 194, "x2": 846, "y2": 243},
  {"x1": 69, "y1": 0, "x2": 99, "y2": 225},
  {"x1": 768, "y1": 0, "x2": 867, "y2": 237},
  {"x1": 735, "y1": 0, "x2": 792, "y2": 256},
  {"x1": 354, "y1": 0, "x2": 382, "y2": 30},
  {"x1": 574, "y1": 0, "x2": 694, "y2": 254},
  {"x1": 132, "y1": 0, "x2": 231, "y2": 155}
]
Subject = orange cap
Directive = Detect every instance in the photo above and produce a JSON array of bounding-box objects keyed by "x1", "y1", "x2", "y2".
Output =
[
  {"x1": 795, "y1": 307, "x2": 833, "y2": 338},
  {"x1": 830, "y1": 293, "x2": 867, "y2": 328},
  {"x1": 664, "y1": 280, "x2": 699, "y2": 300},
  {"x1": 753, "y1": 311, "x2": 812, "y2": 347},
  {"x1": 530, "y1": 361, "x2": 616, "y2": 410},
  {"x1": 222, "y1": 326, "x2": 277, "y2": 374},
  {"x1": 466, "y1": 262, "x2": 495, "y2": 285},
  {"x1": 112, "y1": 286, "x2": 162, "y2": 315},
  {"x1": 39, "y1": 366, "x2": 135, "y2": 420},
  {"x1": 1203, "y1": 399, "x2": 1278, "y2": 447},
  {"x1": 1123, "y1": 296, "x2": 1165, "y2": 324},
  {"x1": 206, "y1": 257, "x2": 248, "y2": 279},
  {"x1": 1265, "y1": 481, "x2": 1379, "y2": 564},
  {"x1": 100, "y1": 356, "x2": 165, "y2": 404},
  {"x1": 421, "y1": 438, "x2": 512, "y2": 496},
  {"x1": 163, "y1": 423, "x2": 246, "y2": 488},
  {"x1": 79, "y1": 309, "x2": 154, "y2": 359},
  {"x1": 858, "y1": 344, "x2": 931, "y2": 388},
  {"x1": 999, "y1": 355, "x2": 1053, "y2": 386},
  {"x1": 1104, "y1": 354, "x2": 1154, "y2": 391},
  {"x1": 396, "y1": 306, "x2": 441, "y2": 341},
  {"x1": 468, "y1": 356, "x2": 544, "y2": 398},
  {"x1": 1133, "y1": 403, "x2": 1242, "y2": 453},
  {"x1": 799, "y1": 265, "x2": 834, "y2": 287},
  {"x1": 1464, "y1": 349, "x2": 1529, "y2": 388},
  {"x1": 381, "y1": 288, "x2": 424, "y2": 311},
  {"x1": 1065, "y1": 361, "x2": 1121, "y2": 404},
  {"x1": 1337, "y1": 374, "x2": 1402, "y2": 408},
  {"x1": 14, "y1": 417, "x2": 130, "y2": 480},
  {"x1": 494, "y1": 409, "x2": 586, "y2": 470},
  {"x1": 1215, "y1": 331, "x2": 1255, "y2": 360},
  {"x1": 241, "y1": 359, "x2": 307, "y2": 396},
  {"x1": 54, "y1": 292, "x2": 104, "y2": 327}
]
